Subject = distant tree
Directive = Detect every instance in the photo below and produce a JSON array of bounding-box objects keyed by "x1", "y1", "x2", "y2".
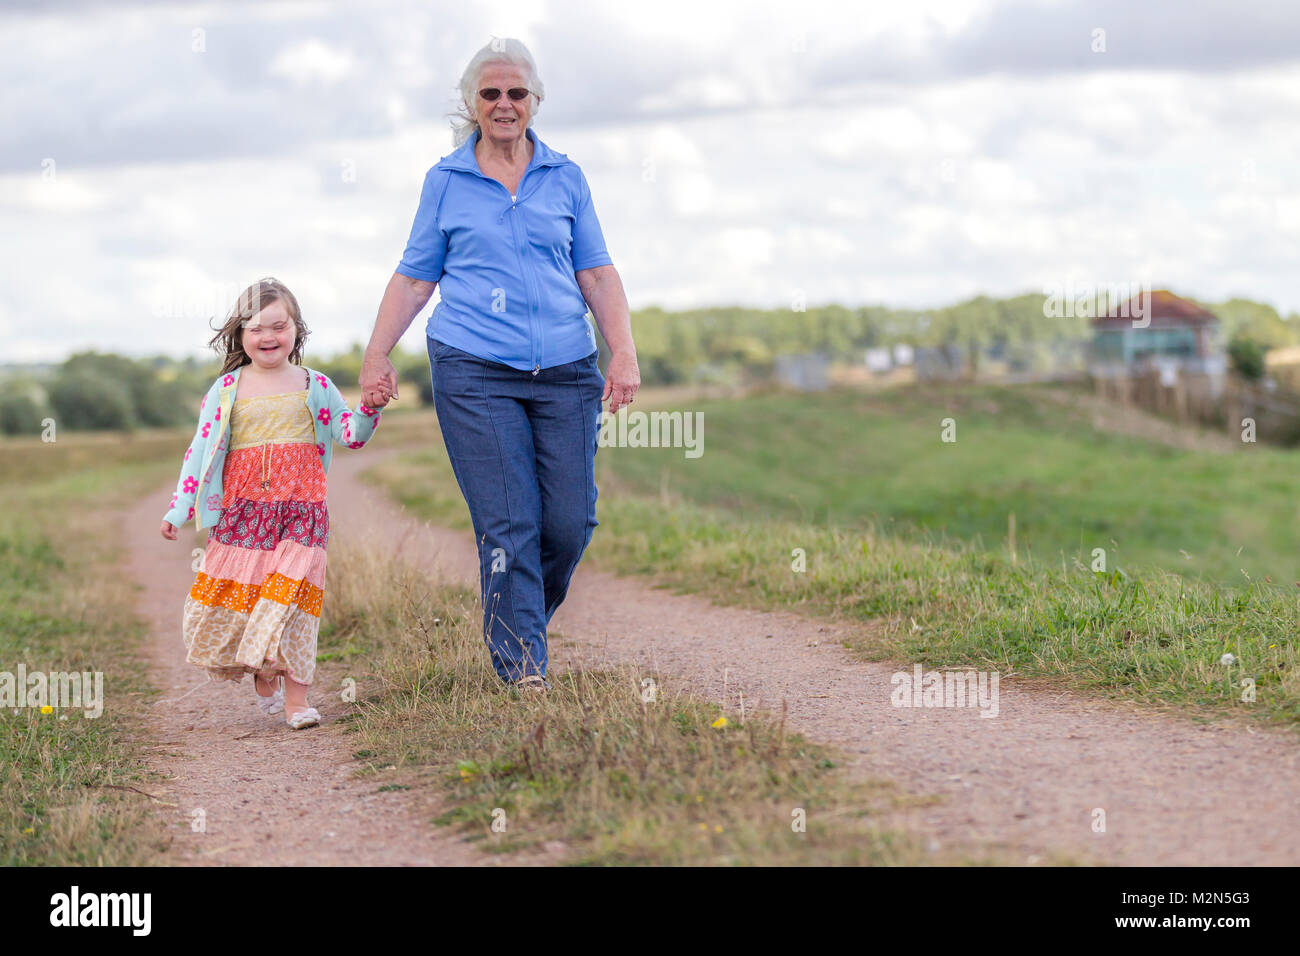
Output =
[
  {"x1": 60, "y1": 351, "x2": 193, "y2": 427},
  {"x1": 0, "y1": 393, "x2": 44, "y2": 435},
  {"x1": 1214, "y1": 299, "x2": 1297, "y2": 349},
  {"x1": 1227, "y1": 336, "x2": 1267, "y2": 381},
  {"x1": 48, "y1": 370, "x2": 135, "y2": 430}
]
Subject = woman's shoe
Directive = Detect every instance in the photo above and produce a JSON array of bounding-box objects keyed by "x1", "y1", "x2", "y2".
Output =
[
  {"x1": 285, "y1": 706, "x2": 321, "y2": 730},
  {"x1": 255, "y1": 675, "x2": 284, "y2": 716},
  {"x1": 513, "y1": 674, "x2": 550, "y2": 693}
]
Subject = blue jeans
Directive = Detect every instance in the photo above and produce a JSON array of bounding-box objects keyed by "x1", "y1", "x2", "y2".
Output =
[{"x1": 427, "y1": 337, "x2": 604, "y2": 682}]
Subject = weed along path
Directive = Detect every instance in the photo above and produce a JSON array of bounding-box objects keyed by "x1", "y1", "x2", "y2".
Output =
[
  {"x1": 122, "y1": 484, "x2": 490, "y2": 866},
  {"x1": 327, "y1": 448, "x2": 1300, "y2": 866}
]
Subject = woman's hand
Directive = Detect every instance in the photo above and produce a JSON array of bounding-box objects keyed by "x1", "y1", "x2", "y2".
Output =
[
  {"x1": 160, "y1": 520, "x2": 178, "y2": 540},
  {"x1": 360, "y1": 349, "x2": 397, "y2": 409},
  {"x1": 603, "y1": 349, "x2": 640, "y2": 413}
]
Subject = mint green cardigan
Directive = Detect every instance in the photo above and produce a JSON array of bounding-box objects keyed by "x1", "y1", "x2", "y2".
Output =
[{"x1": 162, "y1": 365, "x2": 382, "y2": 531}]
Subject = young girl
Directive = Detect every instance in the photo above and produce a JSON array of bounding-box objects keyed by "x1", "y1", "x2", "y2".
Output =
[{"x1": 159, "y1": 277, "x2": 386, "y2": 729}]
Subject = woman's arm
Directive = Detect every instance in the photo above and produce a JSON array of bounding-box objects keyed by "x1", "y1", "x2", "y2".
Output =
[
  {"x1": 361, "y1": 271, "x2": 437, "y2": 407},
  {"x1": 577, "y1": 263, "x2": 639, "y2": 413}
]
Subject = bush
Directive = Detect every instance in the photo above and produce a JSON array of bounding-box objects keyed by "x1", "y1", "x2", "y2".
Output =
[
  {"x1": 1228, "y1": 336, "x2": 1266, "y2": 381},
  {"x1": 47, "y1": 371, "x2": 135, "y2": 431},
  {"x1": 0, "y1": 393, "x2": 45, "y2": 435},
  {"x1": 131, "y1": 375, "x2": 197, "y2": 427}
]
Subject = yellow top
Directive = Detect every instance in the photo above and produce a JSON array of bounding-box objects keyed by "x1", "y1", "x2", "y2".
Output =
[{"x1": 228, "y1": 391, "x2": 316, "y2": 450}]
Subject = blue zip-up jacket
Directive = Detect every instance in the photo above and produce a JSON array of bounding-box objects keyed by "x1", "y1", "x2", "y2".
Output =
[
  {"x1": 394, "y1": 126, "x2": 614, "y2": 372},
  {"x1": 161, "y1": 365, "x2": 382, "y2": 531}
]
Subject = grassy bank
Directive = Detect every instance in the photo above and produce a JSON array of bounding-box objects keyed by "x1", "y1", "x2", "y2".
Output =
[
  {"x1": 320, "y1": 531, "x2": 987, "y2": 864},
  {"x1": 0, "y1": 430, "x2": 184, "y2": 864},
  {"x1": 362, "y1": 394, "x2": 1300, "y2": 728},
  {"x1": 602, "y1": 382, "x2": 1299, "y2": 587}
]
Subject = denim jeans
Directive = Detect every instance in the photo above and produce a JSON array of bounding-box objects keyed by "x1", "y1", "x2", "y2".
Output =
[{"x1": 427, "y1": 337, "x2": 604, "y2": 682}]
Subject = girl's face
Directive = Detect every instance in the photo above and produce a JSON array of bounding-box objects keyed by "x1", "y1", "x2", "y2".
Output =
[{"x1": 241, "y1": 300, "x2": 297, "y2": 370}]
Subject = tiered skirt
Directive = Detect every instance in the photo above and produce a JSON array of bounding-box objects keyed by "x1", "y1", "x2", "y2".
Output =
[{"x1": 182, "y1": 440, "x2": 328, "y2": 685}]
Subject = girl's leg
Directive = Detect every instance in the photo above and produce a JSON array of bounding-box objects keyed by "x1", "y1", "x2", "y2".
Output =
[
  {"x1": 254, "y1": 671, "x2": 279, "y2": 697},
  {"x1": 284, "y1": 675, "x2": 309, "y2": 715}
]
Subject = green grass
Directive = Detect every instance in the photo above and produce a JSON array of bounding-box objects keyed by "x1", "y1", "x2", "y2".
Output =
[
  {"x1": 361, "y1": 391, "x2": 1300, "y2": 728},
  {"x1": 0, "y1": 431, "x2": 185, "y2": 864},
  {"x1": 601, "y1": 382, "x2": 1300, "y2": 587},
  {"x1": 319, "y1": 533, "x2": 1000, "y2": 865}
]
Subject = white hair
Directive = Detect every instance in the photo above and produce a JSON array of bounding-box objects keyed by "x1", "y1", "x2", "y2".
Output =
[{"x1": 450, "y1": 38, "x2": 545, "y2": 147}]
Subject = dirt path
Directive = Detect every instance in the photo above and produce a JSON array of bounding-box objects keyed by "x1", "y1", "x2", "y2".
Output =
[
  {"x1": 123, "y1": 488, "x2": 495, "y2": 865},
  {"x1": 327, "y1": 446, "x2": 1300, "y2": 866}
]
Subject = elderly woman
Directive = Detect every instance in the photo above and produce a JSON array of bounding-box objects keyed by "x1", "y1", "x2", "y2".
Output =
[{"x1": 360, "y1": 38, "x2": 639, "y2": 693}]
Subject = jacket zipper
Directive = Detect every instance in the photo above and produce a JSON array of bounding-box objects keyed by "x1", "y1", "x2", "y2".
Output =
[{"x1": 459, "y1": 160, "x2": 547, "y2": 375}]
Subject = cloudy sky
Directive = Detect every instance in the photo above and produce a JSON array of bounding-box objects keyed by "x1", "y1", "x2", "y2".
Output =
[{"x1": 5, "y1": 0, "x2": 1300, "y2": 362}]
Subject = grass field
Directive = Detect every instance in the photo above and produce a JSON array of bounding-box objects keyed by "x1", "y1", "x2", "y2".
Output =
[
  {"x1": 319, "y1": 533, "x2": 982, "y2": 864},
  {"x1": 364, "y1": 385, "x2": 1300, "y2": 727},
  {"x1": 0, "y1": 431, "x2": 181, "y2": 864},
  {"x1": 603, "y1": 382, "x2": 1300, "y2": 587}
]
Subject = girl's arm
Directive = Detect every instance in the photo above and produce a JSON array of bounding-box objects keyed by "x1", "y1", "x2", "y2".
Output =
[
  {"x1": 162, "y1": 382, "x2": 218, "y2": 527},
  {"x1": 323, "y1": 377, "x2": 381, "y2": 449}
]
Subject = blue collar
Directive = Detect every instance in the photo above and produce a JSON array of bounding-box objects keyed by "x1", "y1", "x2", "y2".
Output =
[{"x1": 435, "y1": 126, "x2": 571, "y2": 176}]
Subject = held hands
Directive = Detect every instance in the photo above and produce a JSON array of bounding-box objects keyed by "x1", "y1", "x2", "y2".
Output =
[
  {"x1": 603, "y1": 350, "x2": 640, "y2": 414},
  {"x1": 360, "y1": 350, "x2": 398, "y2": 410},
  {"x1": 160, "y1": 520, "x2": 178, "y2": 540}
]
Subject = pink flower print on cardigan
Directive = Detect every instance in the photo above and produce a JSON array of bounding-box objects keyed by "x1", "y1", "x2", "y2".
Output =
[
  {"x1": 202, "y1": 422, "x2": 211, "y2": 438},
  {"x1": 315, "y1": 374, "x2": 327, "y2": 388},
  {"x1": 316, "y1": 442, "x2": 326, "y2": 456},
  {"x1": 183, "y1": 476, "x2": 198, "y2": 494},
  {"x1": 317, "y1": 408, "x2": 331, "y2": 426},
  {"x1": 222, "y1": 374, "x2": 234, "y2": 387},
  {"x1": 205, "y1": 493, "x2": 222, "y2": 512},
  {"x1": 214, "y1": 407, "x2": 220, "y2": 421},
  {"x1": 184, "y1": 447, "x2": 192, "y2": 462},
  {"x1": 169, "y1": 493, "x2": 177, "y2": 509}
]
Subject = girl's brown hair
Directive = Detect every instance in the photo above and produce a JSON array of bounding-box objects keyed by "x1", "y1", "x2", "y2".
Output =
[{"x1": 208, "y1": 277, "x2": 311, "y2": 374}]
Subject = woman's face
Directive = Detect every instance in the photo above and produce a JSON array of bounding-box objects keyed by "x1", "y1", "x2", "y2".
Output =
[
  {"x1": 473, "y1": 62, "x2": 533, "y2": 148},
  {"x1": 240, "y1": 300, "x2": 297, "y2": 370}
]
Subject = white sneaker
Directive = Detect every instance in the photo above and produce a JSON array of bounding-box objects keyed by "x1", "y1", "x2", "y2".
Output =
[
  {"x1": 255, "y1": 676, "x2": 284, "y2": 716},
  {"x1": 286, "y1": 707, "x2": 321, "y2": 730}
]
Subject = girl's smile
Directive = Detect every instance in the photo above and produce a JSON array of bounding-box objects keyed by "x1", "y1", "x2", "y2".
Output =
[{"x1": 241, "y1": 300, "x2": 297, "y2": 370}]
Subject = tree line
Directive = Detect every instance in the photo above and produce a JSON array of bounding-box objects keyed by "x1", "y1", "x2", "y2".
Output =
[{"x1": 2, "y1": 293, "x2": 1294, "y2": 434}]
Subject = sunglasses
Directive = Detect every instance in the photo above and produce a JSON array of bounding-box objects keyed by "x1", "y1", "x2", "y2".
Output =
[{"x1": 478, "y1": 87, "x2": 532, "y2": 101}]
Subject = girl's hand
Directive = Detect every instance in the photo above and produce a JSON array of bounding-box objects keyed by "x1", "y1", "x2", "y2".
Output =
[
  {"x1": 160, "y1": 520, "x2": 178, "y2": 540},
  {"x1": 360, "y1": 350, "x2": 397, "y2": 409}
]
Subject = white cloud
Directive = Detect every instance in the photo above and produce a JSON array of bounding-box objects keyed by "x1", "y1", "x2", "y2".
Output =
[
  {"x1": 268, "y1": 37, "x2": 358, "y2": 86},
  {"x1": 4, "y1": 0, "x2": 1300, "y2": 363}
]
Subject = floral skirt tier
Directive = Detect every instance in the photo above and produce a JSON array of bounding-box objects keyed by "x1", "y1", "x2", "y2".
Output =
[{"x1": 182, "y1": 389, "x2": 328, "y2": 686}]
